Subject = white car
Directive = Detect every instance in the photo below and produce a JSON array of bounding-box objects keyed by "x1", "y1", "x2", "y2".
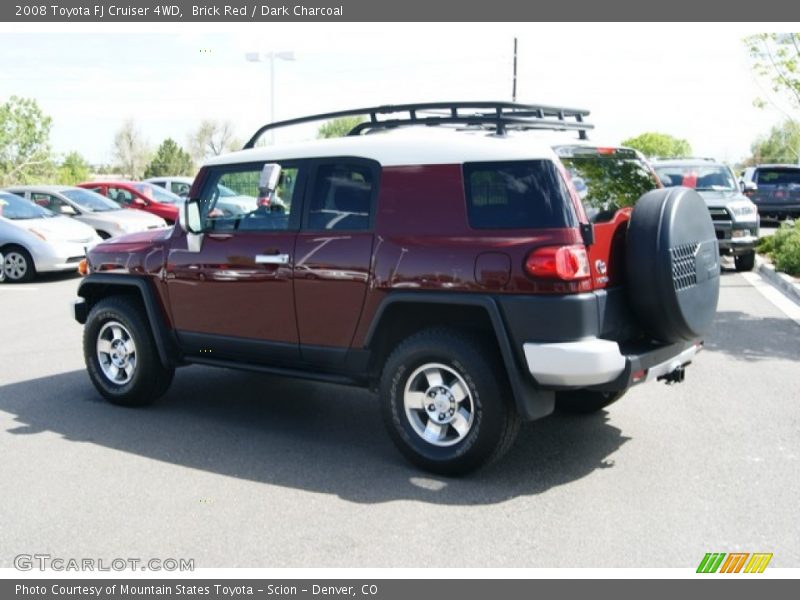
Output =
[
  {"x1": 6, "y1": 185, "x2": 169, "y2": 239},
  {"x1": 0, "y1": 191, "x2": 101, "y2": 282}
]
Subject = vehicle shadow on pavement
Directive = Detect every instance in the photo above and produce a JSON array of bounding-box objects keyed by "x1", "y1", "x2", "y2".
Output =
[
  {"x1": 704, "y1": 310, "x2": 800, "y2": 362},
  {"x1": 0, "y1": 367, "x2": 629, "y2": 504}
]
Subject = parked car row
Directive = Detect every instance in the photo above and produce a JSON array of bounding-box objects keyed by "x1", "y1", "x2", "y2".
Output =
[
  {"x1": 0, "y1": 174, "x2": 271, "y2": 282},
  {"x1": 1, "y1": 182, "x2": 174, "y2": 282}
]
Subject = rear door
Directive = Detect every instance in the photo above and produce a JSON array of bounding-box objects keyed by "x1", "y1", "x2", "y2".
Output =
[
  {"x1": 294, "y1": 158, "x2": 379, "y2": 363},
  {"x1": 165, "y1": 161, "x2": 307, "y2": 364}
]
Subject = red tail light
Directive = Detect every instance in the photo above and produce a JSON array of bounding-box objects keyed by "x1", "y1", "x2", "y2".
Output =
[{"x1": 525, "y1": 245, "x2": 590, "y2": 281}]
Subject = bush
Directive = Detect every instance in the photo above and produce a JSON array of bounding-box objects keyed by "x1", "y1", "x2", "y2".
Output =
[{"x1": 760, "y1": 221, "x2": 800, "y2": 276}]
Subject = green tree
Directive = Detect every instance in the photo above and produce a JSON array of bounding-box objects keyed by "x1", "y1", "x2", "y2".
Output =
[
  {"x1": 112, "y1": 119, "x2": 150, "y2": 179},
  {"x1": 744, "y1": 33, "x2": 800, "y2": 112},
  {"x1": 621, "y1": 132, "x2": 692, "y2": 159},
  {"x1": 317, "y1": 116, "x2": 365, "y2": 139},
  {"x1": 144, "y1": 138, "x2": 194, "y2": 178},
  {"x1": 745, "y1": 120, "x2": 800, "y2": 165},
  {"x1": 56, "y1": 151, "x2": 90, "y2": 185},
  {"x1": 0, "y1": 96, "x2": 55, "y2": 185}
]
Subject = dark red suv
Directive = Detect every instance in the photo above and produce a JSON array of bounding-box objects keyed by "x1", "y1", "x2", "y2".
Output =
[{"x1": 73, "y1": 103, "x2": 720, "y2": 474}]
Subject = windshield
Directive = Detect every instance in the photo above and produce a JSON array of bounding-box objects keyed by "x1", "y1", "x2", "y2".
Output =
[
  {"x1": 655, "y1": 164, "x2": 737, "y2": 191},
  {"x1": 132, "y1": 183, "x2": 182, "y2": 204},
  {"x1": 0, "y1": 192, "x2": 55, "y2": 220},
  {"x1": 756, "y1": 168, "x2": 800, "y2": 187},
  {"x1": 557, "y1": 147, "x2": 659, "y2": 212},
  {"x1": 62, "y1": 188, "x2": 121, "y2": 212}
]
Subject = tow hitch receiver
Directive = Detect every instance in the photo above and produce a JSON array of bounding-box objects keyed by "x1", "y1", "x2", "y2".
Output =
[{"x1": 658, "y1": 367, "x2": 686, "y2": 385}]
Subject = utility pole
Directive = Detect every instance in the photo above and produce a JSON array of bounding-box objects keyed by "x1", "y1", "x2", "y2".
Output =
[{"x1": 512, "y1": 37, "x2": 518, "y2": 103}]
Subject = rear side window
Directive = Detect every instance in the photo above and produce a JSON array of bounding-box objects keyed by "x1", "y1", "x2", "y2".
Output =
[
  {"x1": 756, "y1": 168, "x2": 800, "y2": 186},
  {"x1": 306, "y1": 162, "x2": 375, "y2": 231},
  {"x1": 463, "y1": 160, "x2": 577, "y2": 229}
]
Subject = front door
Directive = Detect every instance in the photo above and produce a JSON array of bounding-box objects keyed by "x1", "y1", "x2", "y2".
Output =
[{"x1": 165, "y1": 161, "x2": 306, "y2": 364}]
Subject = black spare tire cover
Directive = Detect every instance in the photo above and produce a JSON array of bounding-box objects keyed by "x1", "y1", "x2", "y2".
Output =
[{"x1": 626, "y1": 187, "x2": 720, "y2": 343}]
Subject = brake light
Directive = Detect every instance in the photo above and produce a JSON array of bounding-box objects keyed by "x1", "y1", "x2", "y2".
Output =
[
  {"x1": 596, "y1": 147, "x2": 616, "y2": 155},
  {"x1": 525, "y1": 245, "x2": 590, "y2": 280}
]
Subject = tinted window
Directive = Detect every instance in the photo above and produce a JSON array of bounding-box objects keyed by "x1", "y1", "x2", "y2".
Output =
[
  {"x1": 464, "y1": 160, "x2": 577, "y2": 229},
  {"x1": 107, "y1": 186, "x2": 134, "y2": 205},
  {"x1": 306, "y1": 162, "x2": 375, "y2": 231},
  {"x1": 198, "y1": 163, "x2": 300, "y2": 232},
  {"x1": 756, "y1": 168, "x2": 800, "y2": 186}
]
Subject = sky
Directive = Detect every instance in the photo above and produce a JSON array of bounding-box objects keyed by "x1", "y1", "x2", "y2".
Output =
[{"x1": 0, "y1": 22, "x2": 797, "y2": 165}]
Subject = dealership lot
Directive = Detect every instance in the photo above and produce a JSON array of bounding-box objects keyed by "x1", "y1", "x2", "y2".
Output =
[{"x1": 0, "y1": 268, "x2": 798, "y2": 568}]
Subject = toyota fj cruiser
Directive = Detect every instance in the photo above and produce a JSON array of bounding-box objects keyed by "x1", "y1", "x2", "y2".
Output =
[{"x1": 73, "y1": 102, "x2": 720, "y2": 474}]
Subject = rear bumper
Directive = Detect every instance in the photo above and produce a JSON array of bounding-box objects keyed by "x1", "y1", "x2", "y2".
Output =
[
  {"x1": 754, "y1": 203, "x2": 800, "y2": 218},
  {"x1": 523, "y1": 337, "x2": 700, "y2": 391}
]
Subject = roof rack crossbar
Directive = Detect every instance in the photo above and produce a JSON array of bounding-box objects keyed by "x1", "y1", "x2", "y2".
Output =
[{"x1": 243, "y1": 101, "x2": 593, "y2": 149}]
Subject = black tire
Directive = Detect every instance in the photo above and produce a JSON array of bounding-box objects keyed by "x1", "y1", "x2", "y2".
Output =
[
  {"x1": 2, "y1": 245, "x2": 36, "y2": 283},
  {"x1": 626, "y1": 187, "x2": 720, "y2": 343},
  {"x1": 556, "y1": 390, "x2": 627, "y2": 414},
  {"x1": 83, "y1": 296, "x2": 174, "y2": 407},
  {"x1": 379, "y1": 328, "x2": 520, "y2": 475},
  {"x1": 735, "y1": 251, "x2": 755, "y2": 272}
]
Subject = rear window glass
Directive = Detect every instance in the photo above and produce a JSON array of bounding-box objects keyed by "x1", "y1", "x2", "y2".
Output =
[
  {"x1": 463, "y1": 160, "x2": 577, "y2": 229},
  {"x1": 756, "y1": 168, "x2": 800, "y2": 186},
  {"x1": 558, "y1": 150, "x2": 658, "y2": 212}
]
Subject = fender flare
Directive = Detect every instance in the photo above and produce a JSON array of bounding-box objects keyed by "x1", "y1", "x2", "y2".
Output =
[
  {"x1": 364, "y1": 292, "x2": 554, "y2": 421},
  {"x1": 75, "y1": 274, "x2": 179, "y2": 367}
]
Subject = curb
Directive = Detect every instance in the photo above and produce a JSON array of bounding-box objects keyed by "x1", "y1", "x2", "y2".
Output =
[{"x1": 756, "y1": 255, "x2": 800, "y2": 306}]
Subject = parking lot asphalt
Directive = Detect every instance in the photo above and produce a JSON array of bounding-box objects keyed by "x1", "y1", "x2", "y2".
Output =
[{"x1": 1, "y1": 267, "x2": 798, "y2": 568}]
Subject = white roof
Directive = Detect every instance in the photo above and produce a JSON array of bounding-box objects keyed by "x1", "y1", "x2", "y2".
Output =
[{"x1": 203, "y1": 128, "x2": 558, "y2": 168}]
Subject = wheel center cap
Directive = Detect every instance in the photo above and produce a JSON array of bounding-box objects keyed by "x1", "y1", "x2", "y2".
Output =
[
  {"x1": 433, "y1": 394, "x2": 450, "y2": 413},
  {"x1": 425, "y1": 386, "x2": 455, "y2": 423}
]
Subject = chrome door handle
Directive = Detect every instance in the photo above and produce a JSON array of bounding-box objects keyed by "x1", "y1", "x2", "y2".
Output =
[{"x1": 255, "y1": 253, "x2": 290, "y2": 265}]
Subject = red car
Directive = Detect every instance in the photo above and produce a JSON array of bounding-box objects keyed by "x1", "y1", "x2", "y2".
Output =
[{"x1": 78, "y1": 181, "x2": 181, "y2": 224}]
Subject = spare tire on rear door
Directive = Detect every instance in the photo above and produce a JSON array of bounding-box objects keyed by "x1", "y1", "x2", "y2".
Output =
[{"x1": 626, "y1": 187, "x2": 720, "y2": 343}]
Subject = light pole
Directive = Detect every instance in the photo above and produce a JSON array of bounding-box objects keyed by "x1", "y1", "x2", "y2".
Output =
[{"x1": 245, "y1": 51, "x2": 295, "y2": 145}]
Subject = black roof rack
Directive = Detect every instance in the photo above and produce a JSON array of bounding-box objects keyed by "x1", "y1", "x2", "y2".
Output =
[{"x1": 243, "y1": 101, "x2": 593, "y2": 149}]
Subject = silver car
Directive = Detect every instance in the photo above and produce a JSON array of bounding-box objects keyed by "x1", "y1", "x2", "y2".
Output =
[
  {"x1": 0, "y1": 191, "x2": 101, "y2": 282},
  {"x1": 5, "y1": 185, "x2": 168, "y2": 239},
  {"x1": 653, "y1": 159, "x2": 760, "y2": 272}
]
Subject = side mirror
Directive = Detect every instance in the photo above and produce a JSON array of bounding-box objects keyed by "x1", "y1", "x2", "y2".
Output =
[
  {"x1": 259, "y1": 163, "x2": 282, "y2": 196},
  {"x1": 180, "y1": 200, "x2": 204, "y2": 253},
  {"x1": 60, "y1": 205, "x2": 77, "y2": 216},
  {"x1": 742, "y1": 181, "x2": 757, "y2": 193},
  {"x1": 180, "y1": 199, "x2": 203, "y2": 234},
  {"x1": 132, "y1": 197, "x2": 147, "y2": 207}
]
